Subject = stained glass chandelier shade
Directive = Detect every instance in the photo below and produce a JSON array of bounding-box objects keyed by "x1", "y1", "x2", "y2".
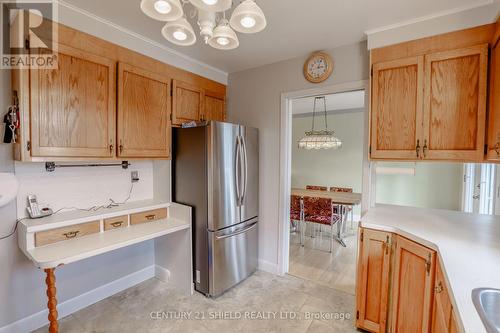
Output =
[{"x1": 298, "y1": 96, "x2": 342, "y2": 150}]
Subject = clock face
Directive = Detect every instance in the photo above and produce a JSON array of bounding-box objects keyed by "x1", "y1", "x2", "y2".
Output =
[{"x1": 304, "y1": 52, "x2": 333, "y2": 83}]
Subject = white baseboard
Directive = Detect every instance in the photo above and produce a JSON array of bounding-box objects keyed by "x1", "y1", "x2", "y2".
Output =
[
  {"x1": 0, "y1": 265, "x2": 155, "y2": 333},
  {"x1": 154, "y1": 265, "x2": 171, "y2": 283},
  {"x1": 258, "y1": 259, "x2": 279, "y2": 275}
]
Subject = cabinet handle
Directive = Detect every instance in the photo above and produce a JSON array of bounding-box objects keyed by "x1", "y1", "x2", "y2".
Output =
[
  {"x1": 434, "y1": 282, "x2": 444, "y2": 293},
  {"x1": 111, "y1": 221, "x2": 123, "y2": 228},
  {"x1": 385, "y1": 235, "x2": 390, "y2": 255},
  {"x1": 145, "y1": 214, "x2": 156, "y2": 220},
  {"x1": 119, "y1": 144, "x2": 123, "y2": 154},
  {"x1": 109, "y1": 144, "x2": 114, "y2": 154},
  {"x1": 423, "y1": 140, "x2": 428, "y2": 158},
  {"x1": 494, "y1": 142, "x2": 500, "y2": 156},
  {"x1": 416, "y1": 139, "x2": 420, "y2": 158},
  {"x1": 425, "y1": 253, "x2": 432, "y2": 275},
  {"x1": 63, "y1": 231, "x2": 79, "y2": 239}
]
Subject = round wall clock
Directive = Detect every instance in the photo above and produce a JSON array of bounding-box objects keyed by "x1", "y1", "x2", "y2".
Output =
[{"x1": 303, "y1": 52, "x2": 334, "y2": 83}]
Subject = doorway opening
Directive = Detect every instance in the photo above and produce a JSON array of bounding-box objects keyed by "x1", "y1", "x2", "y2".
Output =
[{"x1": 278, "y1": 80, "x2": 370, "y2": 296}]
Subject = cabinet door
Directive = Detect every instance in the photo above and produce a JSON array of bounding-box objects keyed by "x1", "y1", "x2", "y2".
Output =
[
  {"x1": 371, "y1": 56, "x2": 424, "y2": 160},
  {"x1": 391, "y1": 236, "x2": 435, "y2": 333},
  {"x1": 117, "y1": 63, "x2": 171, "y2": 158},
  {"x1": 356, "y1": 228, "x2": 392, "y2": 333},
  {"x1": 486, "y1": 22, "x2": 500, "y2": 161},
  {"x1": 423, "y1": 45, "x2": 488, "y2": 161},
  {"x1": 431, "y1": 261, "x2": 452, "y2": 333},
  {"x1": 172, "y1": 80, "x2": 203, "y2": 126},
  {"x1": 449, "y1": 311, "x2": 459, "y2": 333},
  {"x1": 204, "y1": 90, "x2": 226, "y2": 121},
  {"x1": 30, "y1": 43, "x2": 116, "y2": 158}
]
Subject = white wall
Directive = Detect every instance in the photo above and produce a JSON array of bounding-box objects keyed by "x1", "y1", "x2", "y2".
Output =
[
  {"x1": 292, "y1": 111, "x2": 364, "y2": 216},
  {"x1": 227, "y1": 41, "x2": 369, "y2": 273},
  {"x1": 375, "y1": 162, "x2": 463, "y2": 211},
  {"x1": 15, "y1": 161, "x2": 154, "y2": 217}
]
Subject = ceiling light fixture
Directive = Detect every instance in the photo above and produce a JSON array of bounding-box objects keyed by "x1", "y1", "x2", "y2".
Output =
[
  {"x1": 140, "y1": 0, "x2": 266, "y2": 50},
  {"x1": 208, "y1": 18, "x2": 239, "y2": 50},
  {"x1": 140, "y1": 0, "x2": 183, "y2": 21},
  {"x1": 161, "y1": 17, "x2": 197, "y2": 46},
  {"x1": 229, "y1": 0, "x2": 266, "y2": 33},
  {"x1": 298, "y1": 96, "x2": 342, "y2": 150},
  {"x1": 189, "y1": 0, "x2": 231, "y2": 12}
]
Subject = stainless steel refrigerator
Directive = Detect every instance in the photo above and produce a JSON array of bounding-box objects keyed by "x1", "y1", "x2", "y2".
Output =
[{"x1": 173, "y1": 121, "x2": 259, "y2": 297}]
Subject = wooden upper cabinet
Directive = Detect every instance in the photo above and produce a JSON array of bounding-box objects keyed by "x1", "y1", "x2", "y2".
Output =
[
  {"x1": 487, "y1": 21, "x2": 500, "y2": 161},
  {"x1": 391, "y1": 236, "x2": 435, "y2": 333},
  {"x1": 422, "y1": 45, "x2": 488, "y2": 161},
  {"x1": 204, "y1": 90, "x2": 226, "y2": 121},
  {"x1": 117, "y1": 63, "x2": 171, "y2": 158},
  {"x1": 172, "y1": 80, "x2": 203, "y2": 125},
  {"x1": 370, "y1": 56, "x2": 424, "y2": 160},
  {"x1": 29, "y1": 43, "x2": 116, "y2": 158},
  {"x1": 356, "y1": 229, "x2": 392, "y2": 333}
]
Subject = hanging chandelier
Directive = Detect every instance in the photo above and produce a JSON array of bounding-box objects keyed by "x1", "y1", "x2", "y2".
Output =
[
  {"x1": 140, "y1": 0, "x2": 266, "y2": 50},
  {"x1": 298, "y1": 96, "x2": 342, "y2": 150}
]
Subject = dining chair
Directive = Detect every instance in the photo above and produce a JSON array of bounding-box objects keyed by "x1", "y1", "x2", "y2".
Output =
[
  {"x1": 302, "y1": 196, "x2": 341, "y2": 253},
  {"x1": 290, "y1": 195, "x2": 304, "y2": 245},
  {"x1": 330, "y1": 187, "x2": 354, "y2": 230},
  {"x1": 306, "y1": 185, "x2": 328, "y2": 191}
]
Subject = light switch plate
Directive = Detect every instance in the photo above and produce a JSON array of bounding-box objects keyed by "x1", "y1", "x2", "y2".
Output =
[{"x1": 131, "y1": 171, "x2": 139, "y2": 183}]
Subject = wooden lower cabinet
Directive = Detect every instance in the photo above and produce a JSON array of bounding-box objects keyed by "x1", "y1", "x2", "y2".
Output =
[
  {"x1": 356, "y1": 228, "x2": 463, "y2": 333},
  {"x1": 391, "y1": 235, "x2": 436, "y2": 333},
  {"x1": 356, "y1": 228, "x2": 392, "y2": 333}
]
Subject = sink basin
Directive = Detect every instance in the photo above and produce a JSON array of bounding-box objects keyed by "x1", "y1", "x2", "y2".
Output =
[{"x1": 472, "y1": 288, "x2": 500, "y2": 333}]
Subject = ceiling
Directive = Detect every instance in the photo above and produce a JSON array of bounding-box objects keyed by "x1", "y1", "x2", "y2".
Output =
[
  {"x1": 62, "y1": 0, "x2": 488, "y2": 73},
  {"x1": 292, "y1": 90, "x2": 365, "y2": 116}
]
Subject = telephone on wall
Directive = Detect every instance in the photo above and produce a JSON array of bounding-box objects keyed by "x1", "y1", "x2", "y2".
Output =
[{"x1": 27, "y1": 194, "x2": 53, "y2": 219}]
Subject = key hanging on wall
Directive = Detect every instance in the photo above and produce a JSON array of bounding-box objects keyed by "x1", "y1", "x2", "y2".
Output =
[{"x1": 3, "y1": 91, "x2": 19, "y2": 144}]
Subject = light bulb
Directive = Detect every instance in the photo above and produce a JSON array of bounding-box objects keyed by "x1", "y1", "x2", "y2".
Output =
[
  {"x1": 202, "y1": 0, "x2": 218, "y2": 5},
  {"x1": 154, "y1": 0, "x2": 172, "y2": 14},
  {"x1": 216, "y1": 37, "x2": 229, "y2": 46},
  {"x1": 240, "y1": 16, "x2": 256, "y2": 28},
  {"x1": 173, "y1": 30, "x2": 187, "y2": 41}
]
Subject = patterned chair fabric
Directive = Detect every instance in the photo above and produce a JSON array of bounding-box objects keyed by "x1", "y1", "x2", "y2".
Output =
[
  {"x1": 306, "y1": 185, "x2": 328, "y2": 191},
  {"x1": 303, "y1": 196, "x2": 340, "y2": 225},
  {"x1": 330, "y1": 187, "x2": 353, "y2": 193},
  {"x1": 290, "y1": 195, "x2": 302, "y2": 221}
]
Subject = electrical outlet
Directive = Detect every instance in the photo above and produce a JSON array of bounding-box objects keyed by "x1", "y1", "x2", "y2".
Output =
[{"x1": 131, "y1": 171, "x2": 139, "y2": 183}]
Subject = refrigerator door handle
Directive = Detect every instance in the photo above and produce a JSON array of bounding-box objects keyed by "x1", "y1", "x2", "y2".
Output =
[
  {"x1": 241, "y1": 134, "x2": 248, "y2": 204},
  {"x1": 215, "y1": 221, "x2": 258, "y2": 240},
  {"x1": 235, "y1": 135, "x2": 241, "y2": 206}
]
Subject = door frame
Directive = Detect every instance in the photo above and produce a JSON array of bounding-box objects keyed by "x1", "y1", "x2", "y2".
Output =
[{"x1": 277, "y1": 80, "x2": 370, "y2": 275}]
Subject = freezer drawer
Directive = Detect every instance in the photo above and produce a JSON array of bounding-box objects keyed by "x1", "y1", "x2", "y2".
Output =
[{"x1": 208, "y1": 219, "x2": 258, "y2": 297}]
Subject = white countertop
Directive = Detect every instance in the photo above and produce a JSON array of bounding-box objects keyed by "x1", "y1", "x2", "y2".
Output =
[
  {"x1": 361, "y1": 205, "x2": 500, "y2": 333},
  {"x1": 21, "y1": 199, "x2": 170, "y2": 232}
]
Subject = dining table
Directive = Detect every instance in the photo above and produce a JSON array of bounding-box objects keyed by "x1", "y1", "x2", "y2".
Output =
[{"x1": 291, "y1": 188, "x2": 362, "y2": 247}]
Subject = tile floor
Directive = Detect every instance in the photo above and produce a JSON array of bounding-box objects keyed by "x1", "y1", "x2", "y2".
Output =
[
  {"x1": 288, "y1": 223, "x2": 358, "y2": 295},
  {"x1": 33, "y1": 270, "x2": 360, "y2": 333}
]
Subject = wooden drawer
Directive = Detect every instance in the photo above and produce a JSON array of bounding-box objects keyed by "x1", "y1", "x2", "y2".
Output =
[
  {"x1": 130, "y1": 208, "x2": 167, "y2": 225},
  {"x1": 104, "y1": 215, "x2": 128, "y2": 231},
  {"x1": 35, "y1": 221, "x2": 100, "y2": 247}
]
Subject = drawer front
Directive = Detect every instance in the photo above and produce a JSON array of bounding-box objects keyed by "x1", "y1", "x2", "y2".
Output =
[
  {"x1": 104, "y1": 215, "x2": 128, "y2": 231},
  {"x1": 35, "y1": 221, "x2": 100, "y2": 247},
  {"x1": 130, "y1": 208, "x2": 167, "y2": 225}
]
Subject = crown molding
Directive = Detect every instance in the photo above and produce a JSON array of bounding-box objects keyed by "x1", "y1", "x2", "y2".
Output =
[
  {"x1": 54, "y1": 0, "x2": 228, "y2": 84},
  {"x1": 364, "y1": 0, "x2": 494, "y2": 35}
]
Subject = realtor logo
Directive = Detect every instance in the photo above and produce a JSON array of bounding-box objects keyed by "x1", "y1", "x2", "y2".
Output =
[{"x1": 1, "y1": 0, "x2": 58, "y2": 69}]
